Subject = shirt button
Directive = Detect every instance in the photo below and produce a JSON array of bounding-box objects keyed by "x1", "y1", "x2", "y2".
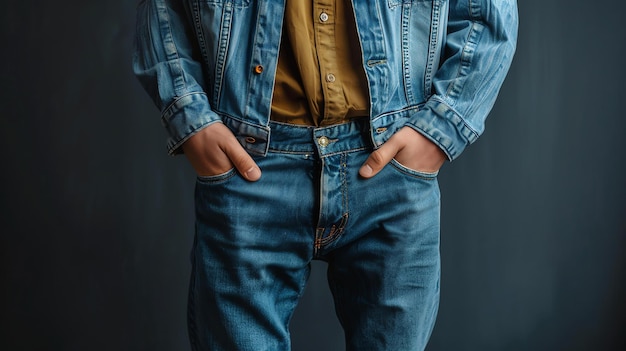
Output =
[
  {"x1": 326, "y1": 73, "x2": 336, "y2": 83},
  {"x1": 319, "y1": 12, "x2": 329, "y2": 22},
  {"x1": 318, "y1": 136, "x2": 330, "y2": 147},
  {"x1": 254, "y1": 65, "x2": 264, "y2": 74}
]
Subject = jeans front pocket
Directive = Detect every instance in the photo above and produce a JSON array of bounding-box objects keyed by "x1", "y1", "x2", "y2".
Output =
[
  {"x1": 196, "y1": 168, "x2": 237, "y2": 185},
  {"x1": 390, "y1": 159, "x2": 439, "y2": 180}
]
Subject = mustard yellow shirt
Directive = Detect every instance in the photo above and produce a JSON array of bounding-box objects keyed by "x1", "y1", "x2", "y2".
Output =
[{"x1": 271, "y1": 0, "x2": 370, "y2": 126}]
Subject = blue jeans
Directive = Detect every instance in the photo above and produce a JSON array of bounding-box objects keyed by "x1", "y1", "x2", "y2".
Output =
[{"x1": 188, "y1": 119, "x2": 441, "y2": 350}]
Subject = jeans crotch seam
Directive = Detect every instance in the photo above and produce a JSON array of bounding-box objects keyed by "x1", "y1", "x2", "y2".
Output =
[
  {"x1": 314, "y1": 154, "x2": 350, "y2": 256},
  {"x1": 314, "y1": 213, "x2": 349, "y2": 256}
]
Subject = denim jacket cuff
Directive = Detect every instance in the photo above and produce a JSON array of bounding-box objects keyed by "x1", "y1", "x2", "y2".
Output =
[
  {"x1": 405, "y1": 98, "x2": 480, "y2": 161},
  {"x1": 161, "y1": 92, "x2": 221, "y2": 155}
]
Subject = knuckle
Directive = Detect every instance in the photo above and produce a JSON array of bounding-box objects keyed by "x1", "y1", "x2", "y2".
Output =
[
  {"x1": 232, "y1": 154, "x2": 252, "y2": 169},
  {"x1": 369, "y1": 149, "x2": 387, "y2": 166},
  {"x1": 226, "y1": 150, "x2": 248, "y2": 165},
  {"x1": 225, "y1": 146, "x2": 253, "y2": 170}
]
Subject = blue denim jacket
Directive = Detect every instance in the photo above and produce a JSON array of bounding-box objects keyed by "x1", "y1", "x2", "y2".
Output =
[{"x1": 133, "y1": 0, "x2": 518, "y2": 160}]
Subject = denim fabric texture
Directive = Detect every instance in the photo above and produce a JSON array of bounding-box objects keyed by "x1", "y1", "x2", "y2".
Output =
[
  {"x1": 189, "y1": 120, "x2": 441, "y2": 350},
  {"x1": 133, "y1": 0, "x2": 518, "y2": 160},
  {"x1": 133, "y1": 0, "x2": 518, "y2": 350}
]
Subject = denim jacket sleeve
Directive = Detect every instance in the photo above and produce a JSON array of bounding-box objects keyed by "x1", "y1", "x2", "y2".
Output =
[
  {"x1": 133, "y1": 0, "x2": 220, "y2": 155},
  {"x1": 406, "y1": 0, "x2": 518, "y2": 161}
]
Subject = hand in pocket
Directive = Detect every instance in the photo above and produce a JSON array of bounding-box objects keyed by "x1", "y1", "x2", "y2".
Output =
[
  {"x1": 182, "y1": 123, "x2": 262, "y2": 181},
  {"x1": 359, "y1": 126, "x2": 446, "y2": 178}
]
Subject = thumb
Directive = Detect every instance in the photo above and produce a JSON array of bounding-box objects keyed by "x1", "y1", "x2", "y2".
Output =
[
  {"x1": 359, "y1": 142, "x2": 399, "y2": 178},
  {"x1": 222, "y1": 141, "x2": 262, "y2": 182}
]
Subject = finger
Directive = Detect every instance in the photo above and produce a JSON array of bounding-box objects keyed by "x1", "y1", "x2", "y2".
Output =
[
  {"x1": 182, "y1": 124, "x2": 235, "y2": 176},
  {"x1": 222, "y1": 139, "x2": 262, "y2": 181},
  {"x1": 359, "y1": 141, "x2": 399, "y2": 178}
]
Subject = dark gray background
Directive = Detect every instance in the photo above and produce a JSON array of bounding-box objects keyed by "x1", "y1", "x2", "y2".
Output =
[{"x1": 1, "y1": 1, "x2": 624, "y2": 350}]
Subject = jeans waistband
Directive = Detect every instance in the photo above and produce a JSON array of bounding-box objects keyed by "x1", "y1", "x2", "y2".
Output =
[{"x1": 268, "y1": 119, "x2": 373, "y2": 157}]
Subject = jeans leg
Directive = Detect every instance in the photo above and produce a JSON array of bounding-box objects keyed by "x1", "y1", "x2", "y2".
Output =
[
  {"x1": 324, "y1": 151, "x2": 441, "y2": 351},
  {"x1": 188, "y1": 152, "x2": 316, "y2": 351}
]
